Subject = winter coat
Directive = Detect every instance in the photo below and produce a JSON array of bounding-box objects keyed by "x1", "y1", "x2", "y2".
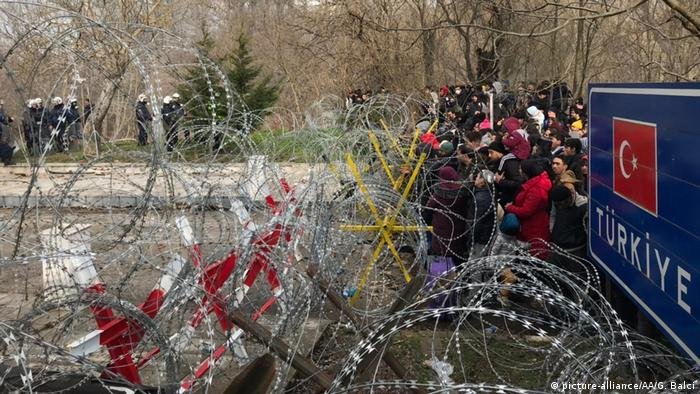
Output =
[
  {"x1": 22, "y1": 108, "x2": 33, "y2": 137},
  {"x1": 470, "y1": 187, "x2": 495, "y2": 245},
  {"x1": 565, "y1": 152, "x2": 585, "y2": 181},
  {"x1": 455, "y1": 91, "x2": 469, "y2": 112},
  {"x1": 49, "y1": 104, "x2": 66, "y2": 132},
  {"x1": 493, "y1": 154, "x2": 524, "y2": 206},
  {"x1": 135, "y1": 102, "x2": 152, "y2": 124},
  {"x1": 479, "y1": 118, "x2": 491, "y2": 130},
  {"x1": 172, "y1": 102, "x2": 185, "y2": 123},
  {"x1": 551, "y1": 146, "x2": 564, "y2": 157},
  {"x1": 162, "y1": 103, "x2": 175, "y2": 128},
  {"x1": 506, "y1": 171, "x2": 552, "y2": 259},
  {"x1": 33, "y1": 107, "x2": 50, "y2": 138},
  {"x1": 65, "y1": 104, "x2": 81, "y2": 126},
  {"x1": 551, "y1": 198, "x2": 588, "y2": 249},
  {"x1": 0, "y1": 109, "x2": 9, "y2": 126},
  {"x1": 83, "y1": 104, "x2": 92, "y2": 122},
  {"x1": 422, "y1": 185, "x2": 470, "y2": 259}
]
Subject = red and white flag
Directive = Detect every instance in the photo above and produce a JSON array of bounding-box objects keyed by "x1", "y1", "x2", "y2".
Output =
[{"x1": 613, "y1": 118, "x2": 658, "y2": 216}]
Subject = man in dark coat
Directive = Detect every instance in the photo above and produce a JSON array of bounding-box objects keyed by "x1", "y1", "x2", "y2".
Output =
[
  {"x1": 65, "y1": 98, "x2": 82, "y2": 148},
  {"x1": 468, "y1": 169, "x2": 496, "y2": 258},
  {"x1": 563, "y1": 138, "x2": 585, "y2": 180},
  {"x1": 171, "y1": 93, "x2": 186, "y2": 140},
  {"x1": 22, "y1": 99, "x2": 37, "y2": 155},
  {"x1": 161, "y1": 96, "x2": 177, "y2": 151},
  {"x1": 135, "y1": 94, "x2": 152, "y2": 146},
  {"x1": 548, "y1": 184, "x2": 589, "y2": 300},
  {"x1": 49, "y1": 97, "x2": 68, "y2": 152},
  {"x1": 34, "y1": 98, "x2": 51, "y2": 151},
  {"x1": 486, "y1": 140, "x2": 524, "y2": 206}
]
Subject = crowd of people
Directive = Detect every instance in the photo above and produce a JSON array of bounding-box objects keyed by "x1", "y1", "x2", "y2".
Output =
[
  {"x1": 0, "y1": 97, "x2": 91, "y2": 165},
  {"x1": 0, "y1": 92, "x2": 187, "y2": 165},
  {"x1": 345, "y1": 87, "x2": 389, "y2": 108},
  {"x1": 414, "y1": 80, "x2": 590, "y2": 305}
]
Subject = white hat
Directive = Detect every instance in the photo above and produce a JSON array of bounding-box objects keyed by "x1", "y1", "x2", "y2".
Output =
[
  {"x1": 138, "y1": 94, "x2": 147, "y2": 102},
  {"x1": 526, "y1": 106, "x2": 539, "y2": 117},
  {"x1": 36, "y1": 97, "x2": 43, "y2": 104},
  {"x1": 53, "y1": 96, "x2": 63, "y2": 105},
  {"x1": 172, "y1": 93, "x2": 180, "y2": 99},
  {"x1": 163, "y1": 96, "x2": 172, "y2": 104},
  {"x1": 69, "y1": 97, "x2": 78, "y2": 103}
]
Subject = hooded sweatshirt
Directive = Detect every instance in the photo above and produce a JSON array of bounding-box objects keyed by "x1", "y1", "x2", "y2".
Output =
[{"x1": 502, "y1": 117, "x2": 530, "y2": 160}]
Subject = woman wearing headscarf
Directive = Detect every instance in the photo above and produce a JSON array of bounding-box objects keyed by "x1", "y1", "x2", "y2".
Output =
[{"x1": 422, "y1": 166, "x2": 470, "y2": 266}]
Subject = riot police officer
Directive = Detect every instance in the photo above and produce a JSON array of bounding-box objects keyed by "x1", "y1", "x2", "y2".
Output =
[
  {"x1": 135, "y1": 94, "x2": 152, "y2": 146},
  {"x1": 49, "y1": 96, "x2": 68, "y2": 152},
  {"x1": 161, "y1": 96, "x2": 177, "y2": 152},
  {"x1": 171, "y1": 93, "x2": 186, "y2": 140},
  {"x1": 65, "y1": 97, "x2": 82, "y2": 149}
]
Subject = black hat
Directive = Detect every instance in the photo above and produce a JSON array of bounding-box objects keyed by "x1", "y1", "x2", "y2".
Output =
[
  {"x1": 536, "y1": 137, "x2": 552, "y2": 152},
  {"x1": 487, "y1": 140, "x2": 507, "y2": 155},
  {"x1": 457, "y1": 144, "x2": 474, "y2": 155},
  {"x1": 550, "y1": 184, "x2": 572, "y2": 202},
  {"x1": 521, "y1": 159, "x2": 545, "y2": 178},
  {"x1": 564, "y1": 138, "x2": 582, "y2": 153}
]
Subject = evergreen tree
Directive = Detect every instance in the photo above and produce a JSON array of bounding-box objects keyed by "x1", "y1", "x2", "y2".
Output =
[
  {"x1": 177, "y1": 26, "x2": 227, "y2": 128},
  {"x1": 177, "y1": 29, "x2": 280, "y2": 142},
  {"x1": 226, "y1": 33, "x2": 280, "y2": 132}
]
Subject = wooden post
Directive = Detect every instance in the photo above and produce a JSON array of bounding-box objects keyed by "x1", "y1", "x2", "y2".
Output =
[
  {"x1": 312, "y1": 263, "x2": 426, "y2": 390},
  {"x1": 228, "y1": 311, "x2": 334, "y2": 391},
  {"x1": 223, "y1": 353, "x2": 277, "y2": 394},
  {"x1": 353, "y1": 265, "x2": 425, "y2": 385},
  {"x1": 305, "y1": 265, "x2": 418, "y2": 387}
]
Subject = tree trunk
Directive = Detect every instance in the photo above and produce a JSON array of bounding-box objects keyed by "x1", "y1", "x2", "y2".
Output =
[
  {"x1": 463, "y1": 26, "x2": 475, "y2": 82},
  {"x1": 577, "y1": 23, "x2": 594, "y2": 97},
  {"x1": 572, "y1": 0, "x2": 585, "y2": 98},
  {"x1": 422, "y1": 29, "x2": 435, "y2": 86},
  {"x1": 550, "y1": 5, "x2": 559, "y2": 78},
  {"x1": 83, "y1": 77, "x2": 123, "y2": 156}
]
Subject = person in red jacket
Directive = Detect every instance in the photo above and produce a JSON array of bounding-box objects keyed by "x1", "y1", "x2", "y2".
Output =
[{"x1": 505, "y1": 159, "x2": 552, "y2": 259}]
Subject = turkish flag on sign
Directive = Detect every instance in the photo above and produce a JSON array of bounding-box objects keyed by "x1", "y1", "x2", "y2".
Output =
[{"x1": 613, "y1": 118, "x2": 658, "y2": 216}]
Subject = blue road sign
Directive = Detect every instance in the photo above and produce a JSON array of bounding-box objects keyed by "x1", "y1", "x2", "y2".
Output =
[{"x1": 588, "y1": 83, "x2": 700, "y2": 364}]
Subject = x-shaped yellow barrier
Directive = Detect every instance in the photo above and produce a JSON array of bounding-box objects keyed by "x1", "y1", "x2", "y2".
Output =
[
  {"x1": 332, "y1": 118, "x2": 438, "y2": 305},
  {"x1": 341, "y1": 148, "x2": 430, "y2": 305}
]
